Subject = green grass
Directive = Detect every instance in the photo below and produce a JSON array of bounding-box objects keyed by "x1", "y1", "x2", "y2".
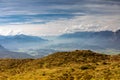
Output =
[{"x1": 0, "y1": 50, "x2": 120, "y2": 80}]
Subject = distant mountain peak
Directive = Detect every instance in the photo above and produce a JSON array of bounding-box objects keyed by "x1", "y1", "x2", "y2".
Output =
[{"x1": 0, "y1": 34, "x2": 48, "y2": 44}]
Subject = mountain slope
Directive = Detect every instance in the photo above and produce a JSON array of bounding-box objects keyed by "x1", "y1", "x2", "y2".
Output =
[
  {"x1": 0, "y1": 45, "x2": 32, "y2": 58},
  {"x1": 0, "y1": 50, "x2": 120, "y2": 80},
  {"x1": 115, "y1": 29, "x2": 120, "y2": 41},
  {"x1": 33, "y1": 50, "x2": 109, "y2": 67},
  {"x1": 0, "y1": 34, "x2": 48, "y2": 50},
  {"x1": 0, "y1": 34, "x2": 47, "y2": 43},
  {"x1": 59, "y1": 31, "x2": 111, "y2": 39},
  {"x1": 0, "y1": 45, "x2": 8, "y2": 51},
  {"x1": 59, "y1": 30, "x2": 120, "y2": 39},
  {"x1": 51, "y1": 29, "x2": 120, "y2": 51}
]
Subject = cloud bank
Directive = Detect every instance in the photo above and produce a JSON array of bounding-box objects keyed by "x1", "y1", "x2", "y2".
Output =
[{"x1": 0, "y1": 0, "x2": 120, "y2": 36}]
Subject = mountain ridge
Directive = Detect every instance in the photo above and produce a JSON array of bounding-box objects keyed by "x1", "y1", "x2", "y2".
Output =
[
  {"x1": 59, "y1": 29, "x2": 120, "y2": 39},
  {"x1": 50, "y1": 29, "x2": 120, "y2": 51},
  {"x1": 0, "y1": 45, "x2": 32, "y2": 58},
  {"x1": 0, "y1": 34, "x2": 48, "y2": 43}
]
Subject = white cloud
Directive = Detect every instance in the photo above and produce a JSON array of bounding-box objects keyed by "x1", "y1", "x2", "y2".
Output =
[{"x1": 0, "y1": 14, "x2": 119, "y2": 36}]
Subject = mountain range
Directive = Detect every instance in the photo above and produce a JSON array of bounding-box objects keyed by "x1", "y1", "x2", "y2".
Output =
[
  {"x1": 0, "y1": 34, "x2": 48, "y2": 49},
  {"x1": 0, "y1": 34, "x2": 47, "y2": 43},
  {"x1": 0, "y1": 29, "x2": 120, "y2": 58},
  {"x1": 49, "y1": 29, "x2": 120, "y2": 51},
  {"x1": 60, "y1": 29, "x2": 120, "y2": 40}
]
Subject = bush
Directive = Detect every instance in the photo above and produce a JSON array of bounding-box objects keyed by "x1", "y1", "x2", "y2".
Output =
[{"x1": 80, "y1": 65, "x2": 95, "y2": 70}]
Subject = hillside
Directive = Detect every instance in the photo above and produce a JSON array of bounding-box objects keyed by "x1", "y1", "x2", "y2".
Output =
[
  {"x1": 0, "y1": 50, "x2": 120, "y2": 80},
  {"x1": 0, "y1": 45, "x2": 32, "y2": 58}
]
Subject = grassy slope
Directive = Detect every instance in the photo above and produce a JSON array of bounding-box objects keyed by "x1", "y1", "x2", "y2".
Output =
[{"x1": 0, "y1": 50, "x2": 120, "y2": 80}]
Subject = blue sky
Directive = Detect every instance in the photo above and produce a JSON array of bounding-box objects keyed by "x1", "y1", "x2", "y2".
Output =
[{"x1": 0, "y1": 0, "x2": 120, "y2": 36}]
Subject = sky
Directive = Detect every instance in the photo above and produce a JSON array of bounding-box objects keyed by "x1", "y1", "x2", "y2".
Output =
[{"x1": 0, "y1": 0, "x2": 120, "y2": 36}]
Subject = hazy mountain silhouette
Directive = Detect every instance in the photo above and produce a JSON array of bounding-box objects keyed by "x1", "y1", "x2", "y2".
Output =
[
  {"x1": 0, "y1": 30, "x2": 119, "y2": 55},
  {"x1": 50, "y1": 29, "x2": 120, "y2": 51},
  {"x1": 115, "y1": 29, "x2": 120, "y2": 40},
  {"x1": 0, "y1": 45, "x2": 32, "y2": 58},
  {"x1": 59, "y1": 30, "x2": 120, "y2": 39},
  {"x1": 0, "y1": 34, "x2": 47, "y2": 43},
  {"x1": 0, "y1": 34, "x2": 48, "y2": 50}
]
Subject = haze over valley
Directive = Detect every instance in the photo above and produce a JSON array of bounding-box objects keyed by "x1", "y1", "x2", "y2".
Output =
[{"x1": 0, "y1": 29, "x2": 120, "y2": 58}]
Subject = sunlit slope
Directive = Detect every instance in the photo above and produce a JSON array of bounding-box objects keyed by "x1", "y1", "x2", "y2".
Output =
[{"x1": 0, "y1": 50, "x2": 120, "y2": 80}]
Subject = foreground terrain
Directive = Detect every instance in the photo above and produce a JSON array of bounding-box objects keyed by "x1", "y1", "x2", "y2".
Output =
[{"x1": 0, "y1": 50, "x2": 120, "y2": 80}]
